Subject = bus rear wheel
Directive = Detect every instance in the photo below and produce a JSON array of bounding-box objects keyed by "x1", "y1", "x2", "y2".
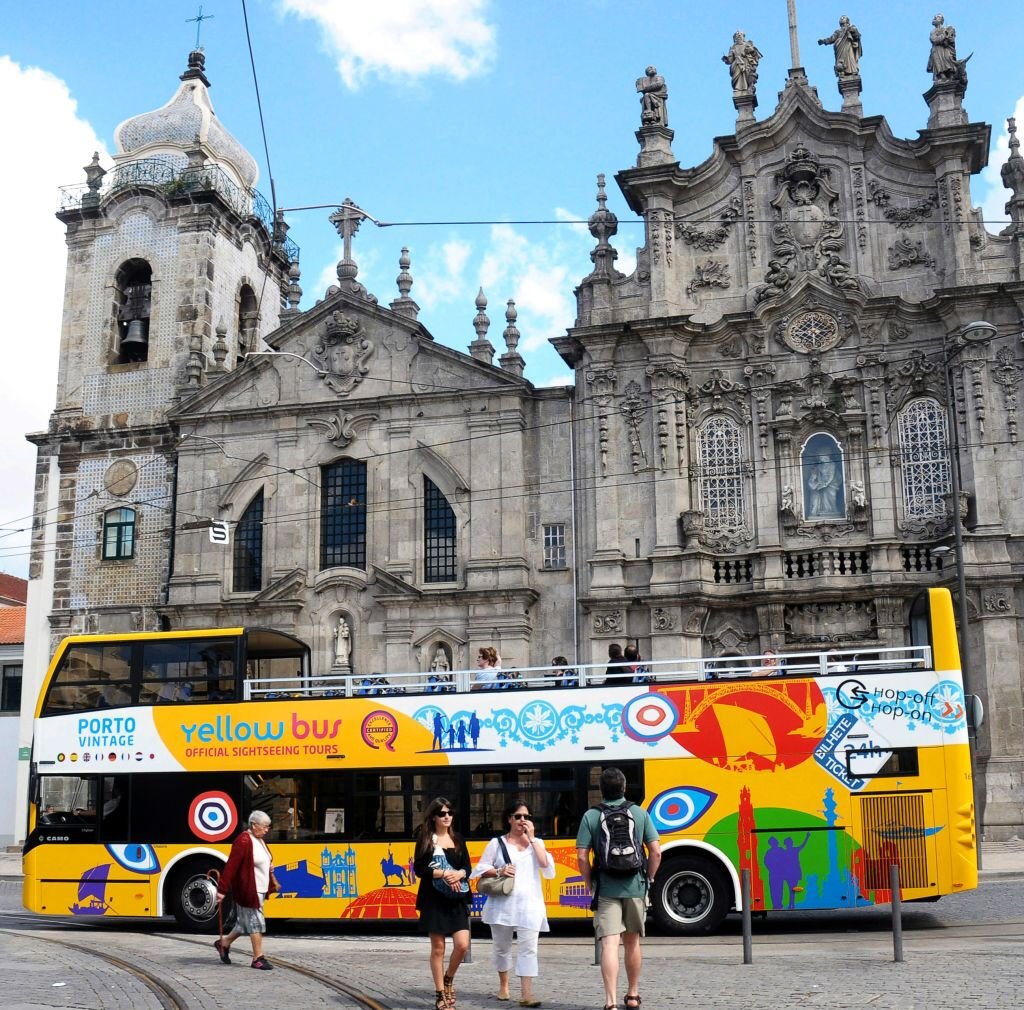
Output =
[
  {"x1": 651, "y1": 853, "x2": 731, "y2": 935},
  {"x1": 169, "y1": 861, "x2": 230, "y2": 933}
]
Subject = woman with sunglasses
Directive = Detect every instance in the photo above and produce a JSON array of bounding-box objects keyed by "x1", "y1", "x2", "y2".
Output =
[
  {"x1": 414, "y1": 797, "x2": 472, "y2": 1010},
  {"x1": 472, "y1": 799, "x2": 555, "y2": 1007}
]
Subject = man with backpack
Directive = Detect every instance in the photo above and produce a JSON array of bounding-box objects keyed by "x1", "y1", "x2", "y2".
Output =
[{"x1": 575, "y1": 767, "x2": 661, "y2": 1010}]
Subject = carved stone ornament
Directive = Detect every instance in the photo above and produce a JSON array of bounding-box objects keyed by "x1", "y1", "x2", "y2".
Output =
[
  {"x1": 867, "y1": 180, "x2": 939, "y2": 228},
  {"x1": 593, "y1": 610, "x2": 624, "y2": 635},
  {"x1": 687, "y1": 259, "x2": 731, "y2": 297},
  {"x1": 783, "y1": 310, "x2": 840, "y2": 353},
  {"x1": 307, "y1": 411, "x2": 379, "y2": 449},
  {"x1": 620, "y1": 380, "x2": 649, "y2": 472},
  {"x1": 755, "y1": 146, "x2": 860, "y2": 302},
  {"x1": 676, "y1": 197, "x2": 742, "y2": 250},
  {"x1": 652, "y1": 607, "x2": 676, "y2": 631},
  {"x1": 680, "y1": 509, "x2": 753, "y2": 554},
  {"x1": 310, "y1": 312, "x2": 374, "y2": 395},
  {"x1": 103, "y1": 459, "x2": 139, "y2": 497},
  {"x1": 982, "y1": 592, "x2": 1014, "y2": 615},
  {"x1": 784, "y1": 600, "x2": 876, "y2": 643},
  {"x1": 887, "y1": 236, "x2": 937, "y2": 270},
  {"x1": 991, "y1": 346, "x2": 1023, "y2": 445}
]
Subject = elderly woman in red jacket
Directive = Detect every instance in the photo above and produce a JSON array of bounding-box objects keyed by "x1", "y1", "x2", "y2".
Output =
[{"x1": 215, "y1": 809, "x2": 278, "y2": 970}]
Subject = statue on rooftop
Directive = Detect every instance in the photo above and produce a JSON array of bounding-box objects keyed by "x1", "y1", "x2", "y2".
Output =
[
  {"x1": 723, "y1": 31, "x2": 763, "y2": 95},
  {"x1": 636, "y1": 66, "x2": 668, "y2": 127},
  {"x1": 927, "y1": 13, "x2": 969, "y2": 87},
  {"x1": 818, "y1": 15, "x2": 862, "y2": 78}
]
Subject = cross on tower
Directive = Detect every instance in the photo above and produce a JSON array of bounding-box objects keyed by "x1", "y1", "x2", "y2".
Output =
[{"x1": 186, "y1": 5, "x2": 214, "y2": 49}]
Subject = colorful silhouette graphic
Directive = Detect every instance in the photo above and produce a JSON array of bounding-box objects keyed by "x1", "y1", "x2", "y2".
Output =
[
  {"x1": 69, "y1": 864, "x2": 111, "y2": 915},
  {"x1": 764, "y1": 832, "x2": 810, "y2": 909},
  {"x1": 381, "y1": 848, "x2": 409, "y2": 886}
]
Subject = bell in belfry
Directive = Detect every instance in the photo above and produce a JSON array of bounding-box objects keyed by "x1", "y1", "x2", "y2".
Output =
[
  {"x1": 118, "y1": 282, "x2": 151, "y2": 362},
  {"x1": 120, "y1": 319, "x2": 148, "y2": 359}
]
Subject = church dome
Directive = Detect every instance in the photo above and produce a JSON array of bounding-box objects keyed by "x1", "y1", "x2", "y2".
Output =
[{"x1": 113, "y1": 50, "x2": 259, "y2": 190}]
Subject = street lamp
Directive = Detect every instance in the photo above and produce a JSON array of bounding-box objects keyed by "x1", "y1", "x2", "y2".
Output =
[{"x1": 940, "y1": 318, "x2": 996, "y2": 862}]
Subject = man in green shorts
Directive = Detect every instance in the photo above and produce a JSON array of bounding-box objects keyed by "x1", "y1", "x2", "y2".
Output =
[{"x1": 576, "y1": 767, "x2": 661, "y2": 1010}]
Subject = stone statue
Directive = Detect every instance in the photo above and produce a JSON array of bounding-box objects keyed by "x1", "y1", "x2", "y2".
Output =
[
  {"x1": 722, "y1": 31, "x2": 762, "y2": 94},
  {"x1": 781, "y1": 485, "x2": 796, "y2": 516},
  {"x1": 927, "y1": 13, "x2": 968, "y2": 86},
  {"x1": 818, "y1": 15, "x2": 862, "y2": 78},
  {"x1": 807, "y1": 460, "x2": 843, "y2": 518},
  {"x1": 334, "y1": 616, "x2": 351, "y2": 667},
  {"x1": 850, "y1": 482, "x2": 867, "y2": 510},
  {"x1": 636, "y1": 66, "x2": 668, "y2": 127},
  {"x1": 430, "y1": 646, "x2": 450, "y2": 673}
]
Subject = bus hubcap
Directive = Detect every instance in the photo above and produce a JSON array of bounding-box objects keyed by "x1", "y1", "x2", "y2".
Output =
[
  {"x1": 181, "y1": 876, "x2": 217, "y2": 921},
  {"x1": 664, "y1": 870, "x2": 712, "y2": 923}
]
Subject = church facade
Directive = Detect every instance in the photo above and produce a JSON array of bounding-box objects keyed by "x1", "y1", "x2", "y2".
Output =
[{"x1": 22, "y1": 18, "x2": 1024, "y2": 837}]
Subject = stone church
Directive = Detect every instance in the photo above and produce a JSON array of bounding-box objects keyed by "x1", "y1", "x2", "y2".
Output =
[{"x1": 23, "y1": 16, "x2": 1024, "y2": 836}]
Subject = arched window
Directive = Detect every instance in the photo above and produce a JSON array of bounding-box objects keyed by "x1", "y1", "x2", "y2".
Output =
[
  {"x1": 897, "y1": 397, "x2": 950, "y2": 519},
  {"x1": 237, "y1": 284, "x2": 258, "y2": 363},
  {"x1": 321, "y1": 459, "x2": 367, "y2": 570},
  {"x1": 102, "y1": 507, "x2": 136, "y2": 560},
  {"x1": 801, "y1": 432, "x2": 846, "y2": 520},
  {"x1": 233, "y1": 490, "x2": 264, "y2": 592},
  {"x1": 424, "y1": 477, "x2": 456, "y2": 583},
  {"x1": 114, "y1": 259, "x2": 152, "y2": 363},
  {"x1": 697, "y1": 416, "x2": 747, "y2": 529}
]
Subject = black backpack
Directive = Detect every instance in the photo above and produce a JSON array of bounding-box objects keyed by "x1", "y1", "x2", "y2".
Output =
[{"x1": 593, "y1": 801, "x2": 645, "y2": 876}]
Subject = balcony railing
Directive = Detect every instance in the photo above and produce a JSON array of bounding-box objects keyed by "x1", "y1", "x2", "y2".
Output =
[
  {"x1": 58, "y1": 158, "x2": 299, "y2": 263},
  {"x1": 784, "y1": 549, "x2": 871, "y2": 579}
]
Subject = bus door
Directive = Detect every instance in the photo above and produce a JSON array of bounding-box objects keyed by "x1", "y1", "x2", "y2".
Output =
[{"x1": 852, "y1": 791, "x2": 940, "y2": 897}]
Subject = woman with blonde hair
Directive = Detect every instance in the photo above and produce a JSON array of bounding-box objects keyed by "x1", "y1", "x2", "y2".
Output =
[{"x1": 414, "y1": 797, "x2": 472, "y2": 1010}]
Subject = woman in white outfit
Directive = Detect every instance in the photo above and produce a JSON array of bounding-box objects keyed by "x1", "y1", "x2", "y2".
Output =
[{"x1": 472, "y1": 799, "x2": 555, "y2": 1007}]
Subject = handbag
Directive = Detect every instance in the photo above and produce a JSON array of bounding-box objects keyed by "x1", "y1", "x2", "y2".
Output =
[
  {"x1": 476, "y1": 836, "x2": 516, "y2": 897},
  {"x1": 430, "y1": 835, "x2": 470, "y2": 898}
]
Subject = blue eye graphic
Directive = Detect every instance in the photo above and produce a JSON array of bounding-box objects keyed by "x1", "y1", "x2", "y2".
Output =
[
  {"x1": 105, "y1": 843, "x2": 160, "y2": 875},
  {"x1": 647, "y1": 787, "x2": 717, "y2": 833}
]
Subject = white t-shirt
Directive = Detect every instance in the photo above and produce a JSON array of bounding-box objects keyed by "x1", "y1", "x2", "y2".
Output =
[
  {"x1": 472, "y1": 835, "x2": 556, "y2": 932},
  {"x1": 474, "y1": 668, "x2": 499, "y2": 687},
  {"x1": 251, "y1": 831, "x2": 272, "y2": 896}
]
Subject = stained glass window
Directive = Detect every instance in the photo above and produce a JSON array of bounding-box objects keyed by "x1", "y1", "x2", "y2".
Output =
[
  {"x1": 321, "y1": 459, "x2": 367, "y2": 570},
  {"x1": 898, "y1": 397, "x2": 951, "y2": 519},
  {"x1": 697, "y1": 417, "x2": 747, "y2": 528},
  {"x1": 233, "y1": 490, "x2": 264, "y2": 592},
  {"x1": 424, "y1": 476, "x2": 457, "y2": 583}
]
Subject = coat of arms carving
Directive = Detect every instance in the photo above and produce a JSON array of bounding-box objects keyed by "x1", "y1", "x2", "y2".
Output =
[{"x1": 311, "y1": 312, "x2": 374, "y2": 395}]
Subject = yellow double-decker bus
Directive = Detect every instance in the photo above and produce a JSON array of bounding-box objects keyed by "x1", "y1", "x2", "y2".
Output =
[{"x1": 23, "y1": 588, "x2": 976, "y2": 933}]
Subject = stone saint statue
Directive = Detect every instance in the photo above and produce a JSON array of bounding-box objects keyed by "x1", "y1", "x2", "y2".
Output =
[
  {"x1": 780, "y1": 485, "x2": 796, "y2": 517},
  {"x1": 927, "y1": 13, "x2": 965, "y2": 84},
  {"x1": 430, "y1": 646, "x2": 450, "y2": 673},
  {"x1": 850, "y1": 482, "x2": 867, "y2": 510},
  {"x1": 636, "y1": 66, "x2": 668, "y2": 127},
  {"x1": 722, "y1": 31, "x2": 762, "y2": 94},
  {"x1": 334, "y1": 616, "x2": 351, "y2": 667},
  {"x1": 818, "y1": 15, "x2": 862, "y2": 78},
  {"x1": 807, "y1": 460, "x2": 843, "y2": 518}
]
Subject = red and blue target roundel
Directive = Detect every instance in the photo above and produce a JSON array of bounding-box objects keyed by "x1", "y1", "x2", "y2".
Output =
[
  {"x1": 647, "y1": 786, "x2": 717, "y2": 833},
  {"x1": 188, "y1": 791, "x2": 238, "y2": 842},
  {"x1": 621, "y1": 692, "x2": 680, "y2": 742}
]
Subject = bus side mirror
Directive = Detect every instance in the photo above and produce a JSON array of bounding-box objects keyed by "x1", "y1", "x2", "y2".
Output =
[{"x1": 969, "y1": 694, "x2": 984, "y2": 731}]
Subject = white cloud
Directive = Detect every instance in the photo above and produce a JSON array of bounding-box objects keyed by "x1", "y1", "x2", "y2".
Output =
[
  {"x1": 539, "y1": 374, "x2": 574, "y2": 387},
  {"x1": 413, "y1": 238, "x2": 472, "y2": 308},
  {"x1": 0, "y1": 57, "x2": 107, "y2": 578},
  {"x1": 313, "y1": 244, "x2": 382, "y2": 303},
  {"x1": 976, "y1": 95, "x2": 1024, "y2": 234},
  {"x1": 279, "y1": 0, "x2": 496, "y2": 88}
]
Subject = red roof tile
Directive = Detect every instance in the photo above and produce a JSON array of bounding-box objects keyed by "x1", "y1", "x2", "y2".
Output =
[
  {"x1": 0, "y1": 606, "x2": 26, "y2": 645},
  {"x1": 0, "y1": 573, "x2": 28, "y2": 605}
]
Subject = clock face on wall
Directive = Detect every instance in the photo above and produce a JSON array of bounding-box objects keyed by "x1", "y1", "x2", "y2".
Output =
[{"x1": 785, "y1": 310, "x2": 841, "y2": 352}]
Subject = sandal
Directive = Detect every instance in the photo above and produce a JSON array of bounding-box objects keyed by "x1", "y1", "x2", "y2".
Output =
[
  {"x1": 443, "y1": 974, "x2": 456, "y2": 1008},
  {"x1": 435, "y1": 991, "x2": 451, "y2": 1010},
  {"x1": 520, "y1": 1000, "x2": 542, "y2": 1008},
  {"x1": 624, "y1": 996, "x2": 642, "y2": 1009}
]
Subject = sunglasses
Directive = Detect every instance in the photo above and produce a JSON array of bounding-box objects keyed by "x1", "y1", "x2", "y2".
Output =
[
  {"x1": 436, "y1": 810, "x2": 453, "y2": 817},
  {"x1": 512, "y1": 813, "x2": 531, "y2": 820}
]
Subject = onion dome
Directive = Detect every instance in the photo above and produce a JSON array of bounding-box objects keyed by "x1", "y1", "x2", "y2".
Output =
[{"x1": 112, "y1": 50, "x2": 259, "y2": 190}]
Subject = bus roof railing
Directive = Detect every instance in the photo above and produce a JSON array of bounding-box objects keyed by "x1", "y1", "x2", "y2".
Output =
[{"x1": 242, "y1": 644, "x2": 933, "y2": 700}]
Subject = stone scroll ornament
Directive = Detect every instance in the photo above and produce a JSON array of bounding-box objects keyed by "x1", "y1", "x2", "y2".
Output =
[
  {"x1": 310, "y1": 311, "x2": 374, "y2": 395},
  {"x1": 755, "y1": 145, "x2": 860, "y2": 303}
]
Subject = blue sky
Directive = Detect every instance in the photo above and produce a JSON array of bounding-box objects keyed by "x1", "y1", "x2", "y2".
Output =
[{"x1": 0, "y1": 0, "x2": 1022, "y2": 576}]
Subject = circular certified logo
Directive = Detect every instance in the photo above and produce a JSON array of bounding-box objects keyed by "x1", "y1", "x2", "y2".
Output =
[
  {"x1": 188, "y1": 791, "x2": 238, "y2": 841},
  {"x1": 621, "y1": 692, "x2": 680, "y2": 742},
  {"x1": 361, "y1": 710, "x2": 399, "y2": 751}
]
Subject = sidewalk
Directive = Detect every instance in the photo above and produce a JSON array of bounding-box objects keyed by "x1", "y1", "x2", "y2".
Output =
[{"x1": 3, "y1": 840, "x2": 1021, "y2": 882}]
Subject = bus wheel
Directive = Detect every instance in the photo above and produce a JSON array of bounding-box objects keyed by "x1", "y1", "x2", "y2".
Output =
[
  {"x1": 169, "y1": 861, "x2": 229, "y2": 932},
  {"x1": 651, "y1": 854, "x2": 730, "y2": 935}
]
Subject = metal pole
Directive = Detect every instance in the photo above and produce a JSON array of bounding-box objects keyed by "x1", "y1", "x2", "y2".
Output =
[
  {"x1": 741, "y1": 868, "x2": 753, "y2": 965},
  {"x1": 945, "y1": 351, "x2": 984, "y2": 870},
  {"x1": 889, "y1": 862, "x2": 904, "y2": 963}
]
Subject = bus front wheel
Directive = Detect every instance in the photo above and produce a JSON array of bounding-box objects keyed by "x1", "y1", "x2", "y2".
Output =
[
  {"x1": 651, "y1": 853, "x2": 730, "y2": 935},
  {"x1": 168, "y1": 861, "x2": 230, "y2": 933}
]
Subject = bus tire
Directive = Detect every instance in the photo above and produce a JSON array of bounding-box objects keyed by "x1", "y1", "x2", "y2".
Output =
[
  {"x1": 168, "y1": 860, "x2": 230, "y2": 933},
  {"x1": 650, "y1": 853, "x2": 731, "y2": 935}
]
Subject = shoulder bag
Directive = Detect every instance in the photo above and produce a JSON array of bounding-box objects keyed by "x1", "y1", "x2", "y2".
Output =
[
  {"x1": 476, "y1": 835, "x2": 515, "y2": 897},
  {"x1": 430, "y1": 834, "x2": 470, "y2": 898}
]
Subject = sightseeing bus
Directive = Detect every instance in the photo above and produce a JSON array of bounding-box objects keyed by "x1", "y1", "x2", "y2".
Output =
[{"x1": 22, "y1": 588, "x2": 976, "y2": 933}]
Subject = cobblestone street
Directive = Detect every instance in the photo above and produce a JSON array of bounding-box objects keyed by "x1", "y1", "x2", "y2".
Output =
[{"x1": 3, "y1": 877, "x2": 1022, "y2": 1009}]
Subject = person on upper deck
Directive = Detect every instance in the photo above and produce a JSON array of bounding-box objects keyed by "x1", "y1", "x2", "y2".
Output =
[
  {"x1": 472, "y1": 647, "x2": 500, "y2": 690},
  {"x1": 605, "y1": 643, "x2": 627, "y2": 682}
]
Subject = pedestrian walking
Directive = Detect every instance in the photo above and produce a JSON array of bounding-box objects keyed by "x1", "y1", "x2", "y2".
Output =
[
  {"x1": 472, "y1": 799, "x2": 555, "y2": 1006},
  {"x1": 575, "y1": 768, "x2": 661, "y2": 1010},
  {"x1": 414, "y1": 797, "x2": 472, "y2": 1010},
  {"x1": 214, "y1": 809, "x2": 279, "y2": 970}
]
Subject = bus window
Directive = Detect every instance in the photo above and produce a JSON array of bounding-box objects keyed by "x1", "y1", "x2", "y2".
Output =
[
  {"x1": 129, "y1": 773, "x2": 241, "y2": 844},
  {"x1": 585, "y1": 762, "x2": 645, "y2": 809},
  {"x1": 352, "y1": 773, "x2": 407, "y2": 839},
  {"x1": 410, "y1": 771, "x2": 458, "y2": 830},
  {"x1": 101, "y1": 775, "x2": 129, "y2": 841},
  {"x1": 43, "y1": 644, "x2": 132, "y2": 714},
  {"x1": 37, "y1": 776, "x2": 99, "y2": 837},
  {"x1": 139, "y1": 639, "x2": 235, "y2": 704},
  {"x1": 467, "y1": 766, "x2": 577, "y2": 839}
]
